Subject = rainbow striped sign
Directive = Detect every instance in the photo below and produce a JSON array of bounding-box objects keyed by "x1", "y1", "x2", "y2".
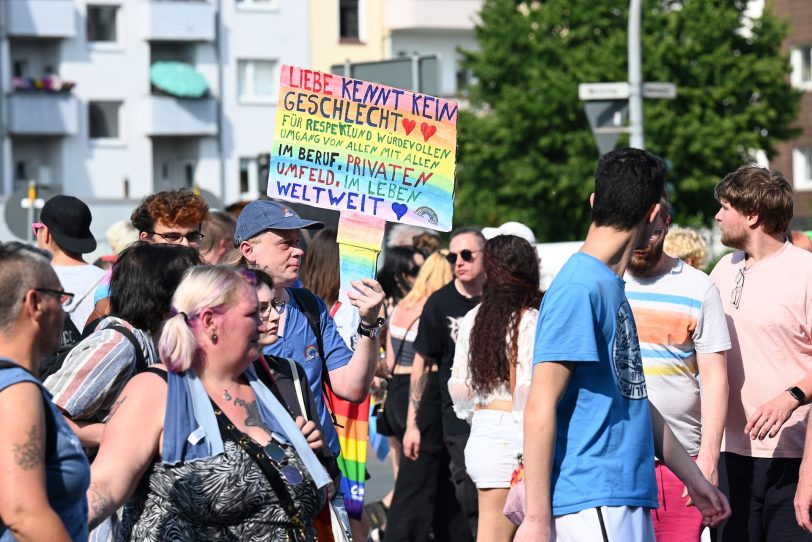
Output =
[{"x1": 269, "y1": 65, "x2": 458, "y2": 232}]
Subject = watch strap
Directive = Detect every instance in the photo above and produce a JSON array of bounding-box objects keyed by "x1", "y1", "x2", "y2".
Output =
[{"x1": 787, "y1": 386, "x2": 805, "y2": 403}]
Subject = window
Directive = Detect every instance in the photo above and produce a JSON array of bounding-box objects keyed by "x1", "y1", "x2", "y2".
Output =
[
  {"x1": 339, "y1": 0, "x2": 359, "y2": 41},
  {"x1": 88, "y1": 101, "x2": 121, "y2": 139},
  {"x1": 793, "y1": 148, "x2": 812, "y2": 190},
  {"x1": 791, "y1": 46, "x2": 812, "y2": 89},
  {"x1": 13, "y1": 60, "x2": 28, "y2": 78},
  {"x1": 238, "y1": 60, "x2": 276, "y2": 102},
  {"x1": 87, "y1": 5, "x2": 118, "y2": 43},
  {"x1": 239, "y1": 157, "x2": 258, "y2": 197}
]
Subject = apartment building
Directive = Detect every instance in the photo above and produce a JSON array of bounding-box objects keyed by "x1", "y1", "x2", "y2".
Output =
[
  {"x1": 770, "y1": 0, "x2": 812, "y2": 226},
  {"x1": 0, "y1": 0, "x2": 308, "y2": 210},
  {"x1": 310, "y1": 0, "x2": 482, "y2": 98}
]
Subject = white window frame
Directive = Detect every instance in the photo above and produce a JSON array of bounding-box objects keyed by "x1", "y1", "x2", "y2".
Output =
[
  {"x1": 88, "y1": 100, "x2": 125, "y2": 147},
  {"x1": 237, "y1": 59, "x2": 278, "y2": 104},
  {"x1": 86, "y1": 3, "x2": 123, "y2": 51},
  {"x1": 790, "y1": 45, "x2": 812, "y2": 91},
  {"x1": 793, "y1": 148, "x2": 812, "y2": 191}
]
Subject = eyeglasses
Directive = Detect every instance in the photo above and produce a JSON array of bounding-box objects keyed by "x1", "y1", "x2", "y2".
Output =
[
  {"x1": 258, "y1": 299, "x2": 286, "y2": 320},
  {"x1": 263, "y1": 440, "x2": 305, "y2": 485},
  {"x1": 731, "y1": 268, "x2": 745, "y2": 309},
  {"x1": 26, "y1": 288, "x2": 75, "y2": 307},
  {"x1": 31, "y1": 222, "x2": 45, "y2": 236},
  {"x1": 146, "y1": 230, "x2": 205, "y2": 246},
  {"x1": 446, "y1": 249, "x2": 480, "y2": 265},
  {"x1": 405, "y1": 265, "x2": 421, "y2": 277}
]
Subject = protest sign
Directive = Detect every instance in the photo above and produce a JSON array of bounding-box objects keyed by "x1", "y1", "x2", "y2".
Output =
[{"x1": 269, "y1": 65, "x2": 458, "y2": 231}]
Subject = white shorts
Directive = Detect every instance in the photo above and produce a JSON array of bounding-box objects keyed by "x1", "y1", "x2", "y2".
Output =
[
  {"x1": 552, "y1": 506, "x2": 655, "y2": 542},
  {"x1": 463, "y1": 409, "x2": 520, "y2": 489}
]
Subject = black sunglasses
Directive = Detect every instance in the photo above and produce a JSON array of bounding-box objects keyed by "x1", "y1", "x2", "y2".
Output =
[
  {"x1": 446, "y1": 249, "x2": 480, "y2": 265},
  {"x1": 146, "y1": 231, "x2": 205, "y2": 246}
]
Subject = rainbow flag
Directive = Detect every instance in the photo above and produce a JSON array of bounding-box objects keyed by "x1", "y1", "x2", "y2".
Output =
[{"x1": 325, "y1": 387, "x2": 370, "y2": 520}]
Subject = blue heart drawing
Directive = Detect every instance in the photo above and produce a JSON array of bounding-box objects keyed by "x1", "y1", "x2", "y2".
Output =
[{"x1": 392, "y1": 203, "x2": 408, "y2": 220}]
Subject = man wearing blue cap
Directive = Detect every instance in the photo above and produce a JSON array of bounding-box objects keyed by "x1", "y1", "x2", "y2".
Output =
[{"x1": 235, "y1": 200, "x2": 385, "y2": 524}]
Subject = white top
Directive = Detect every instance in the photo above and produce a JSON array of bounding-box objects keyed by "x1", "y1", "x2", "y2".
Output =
[
  {"x1": 53, "y1": 264, "x2": 107, "y2": 331},
  {"x1": 449, "y1": 305, "x2": 538, "y2": 429}
]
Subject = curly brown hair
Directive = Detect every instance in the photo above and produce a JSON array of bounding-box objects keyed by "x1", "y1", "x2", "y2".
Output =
[
  {"x1": 468, "y1": 235, "x2": 542, "y2": 396},
  {"x1": 130, "y1": 189, "x2": 209, "y2": 233}
]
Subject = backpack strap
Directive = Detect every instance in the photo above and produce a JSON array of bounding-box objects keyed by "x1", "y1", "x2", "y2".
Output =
[
  {"x1": 288, "y1": 288, "x2": 342, "y2": 428},
  {"x1": 107, "y1": 324, "x2": 148, "y2": 374},
  {"x1": 0, "y1": 360, "x2": 58, "y2": 457}
]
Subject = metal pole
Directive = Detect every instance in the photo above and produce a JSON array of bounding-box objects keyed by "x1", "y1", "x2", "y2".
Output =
[
  {"x1": 411, "y1": 53, "x2": 420, "y2": 93},
  {"x1": 628, "y1": 0, "x2": 644, "y2": 149}
]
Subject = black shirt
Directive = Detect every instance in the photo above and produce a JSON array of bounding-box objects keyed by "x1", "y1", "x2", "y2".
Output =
[{"x1": 413, "y1": 281, "x2": 480, "y2": 437}]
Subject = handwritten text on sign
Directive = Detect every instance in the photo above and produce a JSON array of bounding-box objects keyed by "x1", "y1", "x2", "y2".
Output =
[{"x1": 268, "y1": 65, "x2": 458, "y2": 231}]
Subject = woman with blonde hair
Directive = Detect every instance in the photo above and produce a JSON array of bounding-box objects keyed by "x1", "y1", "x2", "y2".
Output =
[
  {"x1": 86, "y1": 265, "x2": 330, "y2": 541},
  {"x1": 376, "y1": 251, "x2": 452, "y2": 512},
  {"x1": 663, "y1": 226, "x2": 709, "y2": 270}
]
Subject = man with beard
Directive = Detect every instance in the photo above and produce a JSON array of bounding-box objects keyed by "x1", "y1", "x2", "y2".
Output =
[
  {"x1": 625, "y1": 193, "x2": 731, "y2": 542},
  {"x1": 710, "y1": 166, "x2": 812, "y2": 541}
]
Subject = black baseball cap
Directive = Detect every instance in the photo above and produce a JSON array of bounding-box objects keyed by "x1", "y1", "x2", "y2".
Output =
[{"x1": 40, "y1": 195, "x2": 97, "y2": 254}]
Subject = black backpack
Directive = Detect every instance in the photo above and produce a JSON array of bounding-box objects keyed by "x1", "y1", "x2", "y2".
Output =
[
  {"x1": 37, "y1": 323, "x2": 148, "y2": 383},
  {"x1": 288, "y1": 288, "x2": 343, "y2": 428}
]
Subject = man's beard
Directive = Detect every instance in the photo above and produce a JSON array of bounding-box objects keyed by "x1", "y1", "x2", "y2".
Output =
[
  {"x1": 629, "y1": 241, "x2": 664, "y2": 275},
  {"x1": 720, "y1": 227, "x2": 746, "y2": 250}
]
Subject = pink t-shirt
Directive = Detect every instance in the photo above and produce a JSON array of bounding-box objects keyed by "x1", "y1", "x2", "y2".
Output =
[{"x1": 711, "y1": 242, "x2": 812, "y2": 458}]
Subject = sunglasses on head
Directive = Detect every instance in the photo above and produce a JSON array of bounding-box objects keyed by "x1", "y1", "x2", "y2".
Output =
[{"x1": 445, "y1": 249, "x2": 479, "y2": 265}]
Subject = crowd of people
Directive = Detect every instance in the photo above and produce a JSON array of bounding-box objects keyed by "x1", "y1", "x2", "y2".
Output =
[{"x1": 1, "y1": 146, "x2": 812, "y2": 542}]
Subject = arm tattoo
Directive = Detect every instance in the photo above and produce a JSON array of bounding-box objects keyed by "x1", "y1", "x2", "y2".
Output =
[
  {"x1": 235, "y1": 398, "x2": 274, "y2": 439},
  {"x1": 88, "y1": 482, "x2": 114, "y2": 528},
  {"x1": 13, "y1": 424, "x2": 41, "y2": 470},
  {"x1": 410, "y1": 372, "x2": 428, "y2": 418},
  {"x1": 105, "y1": 396, "x2": 127, "y2": 422}
]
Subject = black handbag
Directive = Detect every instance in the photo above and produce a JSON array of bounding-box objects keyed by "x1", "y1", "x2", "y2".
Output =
[{"x1": 375, "y1": 317, "x2": 418, "y2": 437}]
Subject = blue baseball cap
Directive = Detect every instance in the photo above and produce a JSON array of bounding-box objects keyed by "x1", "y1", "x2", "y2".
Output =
[{"x1": 234, "y1": 200, "x2": 324, "y2": 245}]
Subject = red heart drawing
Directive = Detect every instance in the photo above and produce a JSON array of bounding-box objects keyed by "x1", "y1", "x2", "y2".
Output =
[
  {"x1": 421, "y1": 123, "x2": 437, "y2": 142},
  {"x1": 402, "y1": 118, "x2": 416, "y2": 135}
]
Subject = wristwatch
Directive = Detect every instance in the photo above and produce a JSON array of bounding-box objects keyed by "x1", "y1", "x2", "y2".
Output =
[
  {"x1": 358, "y1": 318, "x2": 386, "y2": 339},
  {"x1": 787, "y1": 386, "x2": 806, "y2": 404}
]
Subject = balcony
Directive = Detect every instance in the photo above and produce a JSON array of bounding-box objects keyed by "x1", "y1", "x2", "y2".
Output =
[
  {"x1": 8, "y1": 93, "x2": 78, "y2": 136},
  {"x1": 7, "y1": 0, "x2": 77, "y2": 38},
  {"x1": 143, "y1": 96, "x2": 217, "y2": 136},
  {"x1": 139, "y1": 1, "x2": 215, "y2": 42},
  {"x1": 386, "y1": 0, "x2": 481, "y2": 31}
]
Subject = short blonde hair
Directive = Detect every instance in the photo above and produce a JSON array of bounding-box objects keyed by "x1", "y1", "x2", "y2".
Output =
[
  {"x1": 663, "y1": 227, "x2": 708, "y2": 270},
  {"x1": 399, "y1": 250, "x2": 453, "y2": 309}
]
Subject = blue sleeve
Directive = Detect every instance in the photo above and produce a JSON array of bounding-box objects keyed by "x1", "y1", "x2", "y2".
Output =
[
  {"x1": 533, "y1": 283, "x2": 600, "y2": 365},
  {"x1": 316, "y1": 298, "x2": 353, "y2": 372}
]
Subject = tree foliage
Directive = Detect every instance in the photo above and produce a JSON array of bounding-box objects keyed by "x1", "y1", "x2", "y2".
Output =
[{"x1": 455, "y1": 0, "x2": 800, "y2": 241}]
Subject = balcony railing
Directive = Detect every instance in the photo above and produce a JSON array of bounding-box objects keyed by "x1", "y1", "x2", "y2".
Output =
[
  {"x1": 139, "y1": 1, "x2": 215, "y2": 41},
  {"x1": 143, "y1": 96, "x2": 217, "y2": 136},
  {"x1": 9, "y1": 92, "x2": 79, "y2": 136},
  {"x1": 7, "y1": 0, "x2": 77, "y2": 38}
]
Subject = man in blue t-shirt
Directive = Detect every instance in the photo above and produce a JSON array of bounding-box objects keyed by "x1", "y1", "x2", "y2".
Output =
[
  {"x1": 515, "y1": 149, "x2": 731, "y2": 542},
  {"x1": 234, "y1": 200, "x2": 385, "y2": 456}
]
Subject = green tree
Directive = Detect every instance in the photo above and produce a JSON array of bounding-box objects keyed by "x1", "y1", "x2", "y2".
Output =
[{"x1": 456, "y1": 0, "x2": 800, "y2": 240}]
